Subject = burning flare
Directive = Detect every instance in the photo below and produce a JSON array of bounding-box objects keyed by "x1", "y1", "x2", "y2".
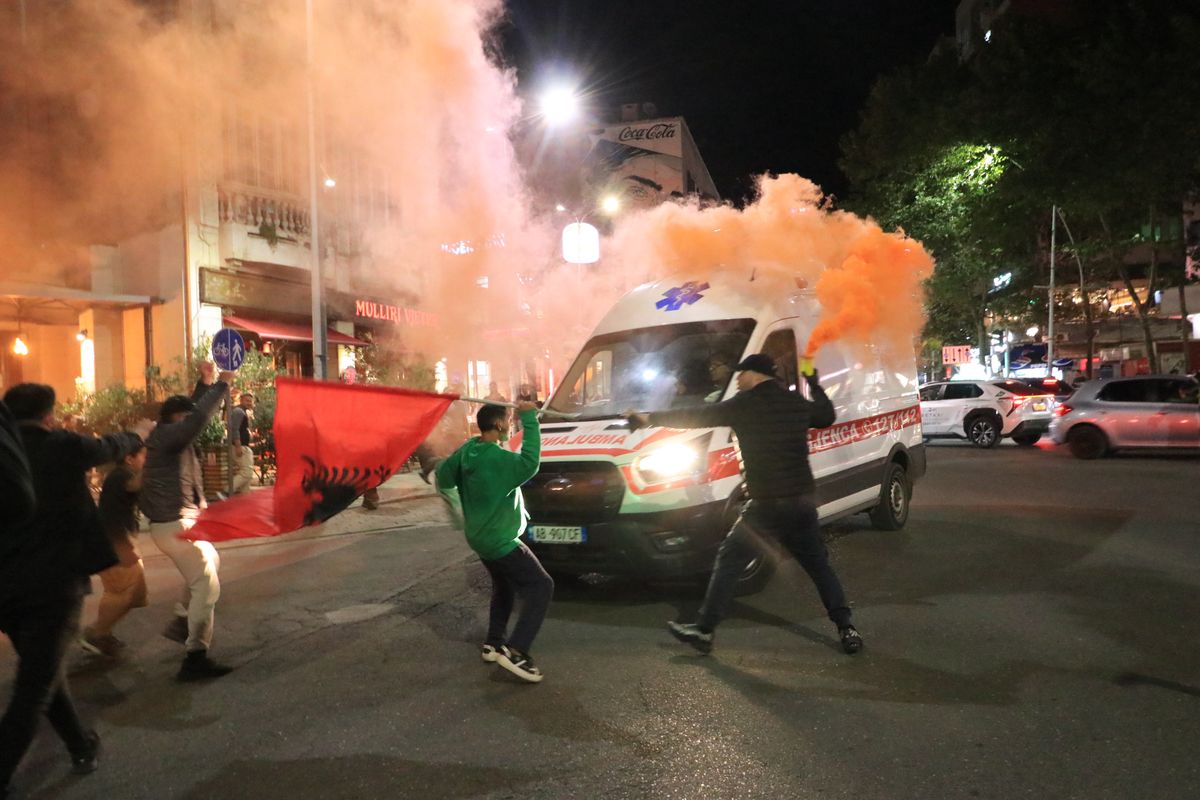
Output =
[{"x1": 609, "y1": 174, "x2": 934, "y2": 363}]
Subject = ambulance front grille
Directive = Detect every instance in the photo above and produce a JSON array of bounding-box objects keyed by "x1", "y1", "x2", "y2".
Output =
[{"x1": 522, "y1": 461, "x2": 625, "y2": 522}]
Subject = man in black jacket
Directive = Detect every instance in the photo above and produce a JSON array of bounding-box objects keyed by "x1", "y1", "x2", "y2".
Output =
[
  {"x1": 626, "y1": 353, "x2": 863, "y2": 656},
  {"x1": 0, "y1": 384, "x2": 142, "y2": 796},
  {"x1": 0, "y1": 400, "x2": 34, "y2": 527}
]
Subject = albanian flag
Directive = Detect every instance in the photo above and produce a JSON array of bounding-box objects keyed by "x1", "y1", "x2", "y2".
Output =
[{"x1": 185, "y1": 378, "x2": 454, "y2": 542}]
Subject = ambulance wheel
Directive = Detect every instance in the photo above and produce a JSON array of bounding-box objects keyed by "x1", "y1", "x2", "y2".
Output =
[
  {"x1": 717, "y1": 482, "x2": 775, "y2": 596},
  {"x1": 732, "y1": 551, "x2": 775, "y2": 596},
  {"x1": 869, "y1": 462, "x2": 911, "y2": 531}
]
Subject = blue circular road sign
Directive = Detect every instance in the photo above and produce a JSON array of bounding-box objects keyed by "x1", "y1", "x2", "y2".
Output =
[{"x1": 212, "y1": 328, "x2": 246, "y2": 371}]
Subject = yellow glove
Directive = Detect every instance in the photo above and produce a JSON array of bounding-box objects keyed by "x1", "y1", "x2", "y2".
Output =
[{"x1": 799, "y1": 357, "x2": 815, "y2": 378}]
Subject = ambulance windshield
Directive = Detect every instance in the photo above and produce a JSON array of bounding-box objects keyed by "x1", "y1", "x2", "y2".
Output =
[{"x1": 547, "y1": 319, "x2": 756, "y2": 420}]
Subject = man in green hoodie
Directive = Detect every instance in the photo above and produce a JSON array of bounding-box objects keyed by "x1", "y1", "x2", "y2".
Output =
[{"x1": 436, "y1": 400, "x2": 551, "y2": 683}]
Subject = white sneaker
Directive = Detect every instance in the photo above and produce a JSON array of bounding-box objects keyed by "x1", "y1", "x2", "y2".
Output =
[
  {"x1": 481, "y1": 644, "x2": 501, "y2": 663},
  {"x1": 496, "y1": 646, "x2": 543, "y2": 683}
]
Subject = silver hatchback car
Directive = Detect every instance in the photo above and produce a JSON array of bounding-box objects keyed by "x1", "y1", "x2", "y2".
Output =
[{"x1": 1049, "y1": 375, "x2": 1200, "y2": 458}]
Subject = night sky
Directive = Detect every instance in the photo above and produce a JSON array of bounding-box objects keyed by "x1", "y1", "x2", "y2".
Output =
[{"x1": 499, "y1": 0, "x2": 962, "y2": 203}]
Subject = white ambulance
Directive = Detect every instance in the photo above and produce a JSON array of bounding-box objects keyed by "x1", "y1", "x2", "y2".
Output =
[{"x1": 520, "y1": 273, "x2": 925, "y2": 590}]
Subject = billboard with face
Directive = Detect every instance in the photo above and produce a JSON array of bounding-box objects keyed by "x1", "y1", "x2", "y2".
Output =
[{"x1": 585, "y1": 118, "x2": 717, "y2": 209}]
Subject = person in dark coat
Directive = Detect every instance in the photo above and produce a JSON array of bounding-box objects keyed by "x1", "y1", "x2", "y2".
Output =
[
  {"x1": 0, "y1": 384, "x2": 142, "y2": 796},
  {"x1": 625, "y1": 352, "x2": 864, "y2": 656},
  {"x1": 0, "y1": 399, "x2": 34, "y2": 527}
]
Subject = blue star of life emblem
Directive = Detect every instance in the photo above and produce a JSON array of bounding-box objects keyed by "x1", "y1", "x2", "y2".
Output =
[{"x1": 655, "y1": 281, "x2": 710, "y2": 311}]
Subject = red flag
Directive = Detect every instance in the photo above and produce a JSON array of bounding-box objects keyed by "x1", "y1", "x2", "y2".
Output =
[{"x1": 186, "y1": 379, "x2": 454, "y2": 542}]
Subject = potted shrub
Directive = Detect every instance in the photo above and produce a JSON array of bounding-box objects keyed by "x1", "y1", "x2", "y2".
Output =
[{"x1": 197, "y1": 413, "x2": 229, "y2": 500}]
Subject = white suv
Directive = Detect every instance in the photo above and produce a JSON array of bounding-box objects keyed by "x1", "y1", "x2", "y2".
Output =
[{"x1": 919, "y1": 379, "x2": 1056, "y2": 448}]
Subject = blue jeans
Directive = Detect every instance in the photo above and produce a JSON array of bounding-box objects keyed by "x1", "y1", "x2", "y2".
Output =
[
  {"x1": 698, "y1": 495, "x2": 852, "y2": 631},
  {"x1": 482, "y1": 542, "x2": 554, "y2": 654}
]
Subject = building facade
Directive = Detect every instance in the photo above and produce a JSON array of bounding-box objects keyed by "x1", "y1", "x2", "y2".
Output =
[
  {"x1": 0, "y1": 1, "x2": 445, "y2": 405},
  {"x1": 584, "y1": 108, "x2": 719, "y2": 210}
]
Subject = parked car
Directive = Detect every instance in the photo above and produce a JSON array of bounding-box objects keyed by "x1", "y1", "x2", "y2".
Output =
[
  {"x1": 919, "y1": 379, "x2": 1055, "y2": 448},
  {"x1": 1049, "y1": 375, "x2": 1200, "y2": 458}
]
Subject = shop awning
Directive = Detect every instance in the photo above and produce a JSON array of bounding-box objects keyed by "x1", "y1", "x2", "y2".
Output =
[
  {"x1": 1, "y1": 283, "x2": 158, "y2": 325},
  {"x1": 223, "y1": 314, "x2": 366, "y2": 347}
]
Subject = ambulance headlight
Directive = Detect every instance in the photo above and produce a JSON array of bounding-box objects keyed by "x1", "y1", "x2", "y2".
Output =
[{"x1": 633, "y1": 434, "x2": 711, "y2": 485}]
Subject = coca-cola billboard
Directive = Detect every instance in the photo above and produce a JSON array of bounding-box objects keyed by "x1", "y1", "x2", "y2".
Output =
[
  {"x1": 595, "y1": 120, "x2": 683, "y2": 159},
  {"x1": 586, "y1": 116, "x2": 718, "y2": 208},
  {"x1": 617, "y1": 123, "x2": 678, "y2": 143}
]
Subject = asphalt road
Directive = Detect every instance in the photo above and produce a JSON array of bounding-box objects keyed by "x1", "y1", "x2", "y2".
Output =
[{"x1": 4, "y1": 444, "x2": 1199, "y2": 800}]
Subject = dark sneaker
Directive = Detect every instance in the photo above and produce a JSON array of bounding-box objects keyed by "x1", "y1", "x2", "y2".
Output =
[
  {"x1": 362, "y1": 490, "x2": 380, "y2": 511},
  {"x1": 162, "y1": 616, "x2": 188, "y2": 644},
  {"x1": 177, "y1": 650, "x2": 234, "y2": 682},
  {"x1": 70, "y1": 731, "x2": 100, "y2": 775},
  {"x1": 80, "y1": 630, "x2": 123, "y2": 658},
  {"x1": 496, "y1": 647, "x2": 543, "y2": 683},
  {"x1": 418, "y1": 470, "x2": 432, "y2": 485},
  {"x1": 667, "y1": 621, "x2": 714, "y2": 654},
  {"x1": 839, "y1": 626, "x2": 864, "y2": 655},
  {"x1": 481, "y1": 644, "x2": 501, "y2": 663}
]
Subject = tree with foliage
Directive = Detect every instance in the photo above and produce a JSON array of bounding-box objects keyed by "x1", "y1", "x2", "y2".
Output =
[
  {"x1": 842, "y1": 52, "x2": 1038, "y2": 369},
  {"x1": 957, "y1": 0, "x2": 1200, "y2": 372},
  {"x1": 843, "y1": 0, "x2": 1200, "y2": 375}
]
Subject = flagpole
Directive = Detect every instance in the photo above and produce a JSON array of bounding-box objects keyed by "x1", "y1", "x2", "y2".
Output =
[
  {"x1": 458, "y1": 396, "x2": 581, "y2": 420},
  {"x1": 305, "y1": 0, "x2": 328, "y2": 379}
]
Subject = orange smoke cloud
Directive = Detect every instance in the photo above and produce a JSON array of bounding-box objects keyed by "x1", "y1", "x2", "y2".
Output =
[
  {"x1": 0, "y1": 0, "x2": 555, "y2": 375},
  {"x1": 0, "y1": 4, "x2": 931, "y2": 387},
  {"x1": 608, "y1": 174, "x2": 934, "y2": 364}
]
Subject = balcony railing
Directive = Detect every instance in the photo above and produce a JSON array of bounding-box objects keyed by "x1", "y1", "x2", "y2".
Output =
[{"x1": 218, "y1": 184, "x2": 310, "y2": 239}]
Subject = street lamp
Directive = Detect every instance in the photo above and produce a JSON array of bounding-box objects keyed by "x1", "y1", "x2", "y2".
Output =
[
  {"x1": 562, "y1": 221, "x2": 600, "y2": 264},
  {"x1": 539, "y1": 87, "x2": 579, "y2": 127},
  {"x1": 556, "y1": 197, "x2": 621, "y2": 264},
  {"x1": 1047, "y1": 205, "x2": 1057, "y2": 375}
]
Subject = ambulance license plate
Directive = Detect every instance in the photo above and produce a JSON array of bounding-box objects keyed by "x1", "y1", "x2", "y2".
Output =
[{"x1": 528, "y1": 525, "x2": 586, "y2": 544}]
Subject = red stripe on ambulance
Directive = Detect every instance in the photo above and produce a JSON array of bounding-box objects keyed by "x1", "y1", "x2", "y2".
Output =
[{"x1": 807, "y1": 405, "x2": 921, "y2": 454}]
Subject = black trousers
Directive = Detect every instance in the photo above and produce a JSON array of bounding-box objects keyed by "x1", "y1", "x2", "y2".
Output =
[
  {"x1": 481, "y1": 542, "x2": 554, "y2": 654},
  {"x1": 0, "y1": 586, "x2": 91, "y2": 789},
  {"x1": 698, "y1": 495, "x2": 852, "y2": 631}
]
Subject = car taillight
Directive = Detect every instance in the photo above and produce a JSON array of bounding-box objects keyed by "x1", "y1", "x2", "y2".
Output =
[
  {"x1": 1010, "y1": 396, "x2": 1026, "y2": 414},
  {"x1": 1054, "y1": 403, "x2": 1073, "y2": 417}
]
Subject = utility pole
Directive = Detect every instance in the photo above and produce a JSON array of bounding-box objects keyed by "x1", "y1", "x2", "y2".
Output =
[
  {"x1": 1047, "y1": 205, "x2": 1056, "y2": 376},
  {"x1": 305, "y1": 0, "x2": 328, "y2": 379}
]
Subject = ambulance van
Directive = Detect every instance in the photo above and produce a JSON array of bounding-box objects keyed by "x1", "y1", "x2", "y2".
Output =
[{"x1": 520, "y1": 274, "x2": 925, "y2": 591}]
